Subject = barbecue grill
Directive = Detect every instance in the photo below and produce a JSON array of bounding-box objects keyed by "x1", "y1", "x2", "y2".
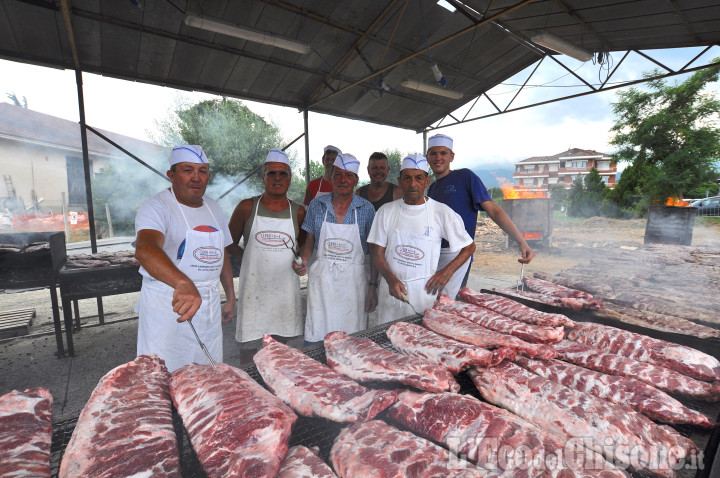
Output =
[
  {"x1": 501, "y1": 198, "x2": 554, "y2": 248},
  {"x1": 48, "y1": 311, "x2": 720, "y2": 478},
  {"x1": 58, "y1": 263, "x2": 142, "y2": 356},
  {"x1": 0, "y1": 231, "x2": 66, "y2": 354},
  {"x1": 645, "y1": 205, "x2": 697, "y2": 246}
]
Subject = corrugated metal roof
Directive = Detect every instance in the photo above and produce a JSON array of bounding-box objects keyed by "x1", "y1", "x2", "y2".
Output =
[{"x1": 1, "y1": 0, "x2": 719, "y2": 131}]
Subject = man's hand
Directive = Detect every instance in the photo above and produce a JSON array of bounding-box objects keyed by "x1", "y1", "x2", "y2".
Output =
[
  {"x1": 221, "y1": 299, "x2": 235, "y2": 323},
  {"x1": 292, "y1": 259, "x2": 308, "y2": 276},
  {"x1": 425, "y1": 268, "x2": 453, "y2": 296},
  {"x1": 365, "y1": 286, "x2": 378, "y2": 313},
  {"x1": 386, "y1": 276, "x2": 407, "y2": 302},
  {"x1": 172, "y1": 280, "x2": 202, "y2": 322},
  {"x1": 518, "y1": 243, "x2": 535, "y2": 264}
]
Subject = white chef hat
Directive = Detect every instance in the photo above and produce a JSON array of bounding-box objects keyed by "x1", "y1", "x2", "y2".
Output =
[
  {"x1": 427, "y1": 134, "x2": 453, "y2": 151},
  {"x1": 324, "y1": 144, "x2": 342, "y2": 155},
  {"x1": 169, "y1": 145, "x2": 208, "y2": 166},
  {"x1": 333, "y1": 153, "x2": 360, "y2": 174},
  {"x1": 401, "y1": 154, "x2": 428, "y2": 172},
  {"x1": 264, "y1": 149, "x2": 290, "y2": 166}
]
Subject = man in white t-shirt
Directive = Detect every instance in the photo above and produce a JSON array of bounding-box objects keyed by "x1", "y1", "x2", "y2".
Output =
[
  {"x1": 134, "y1": 145, "x2": 236, "y2": 372},
  {"x1": 368, "y1": 154, "x2": 475, "y2": 324}
]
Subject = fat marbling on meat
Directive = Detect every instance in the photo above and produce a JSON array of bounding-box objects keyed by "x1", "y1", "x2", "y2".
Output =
[
  {"x1": 566, "y1": 322, "x2": 720, "y2": 381},
  {"x1": 170, "y1": 362, "x2": 296, "y2": 477},
  {"x1": 324, "y1": 331, "x2": 460, "y2": 393},
  {"x1": 331, "y1": 419, "x2": 492, "y2": 477},
  {"x1": 59, "y1": 354, "x2": 180, "y2": 478},
  {"x1": 386, "y1": 322, "x2": 515, "y2": 374},
  {"x1": 469, "y1": 362, "x2": 698, "y2": 478},
  {"x1": 254, "y1": 335, "x2": 396, "y2": 422},
  {"x1": 0, "y1": 388, "x2": 53, "y2": 478},
  {"x1": 554, "y1": 340, "x2": 720, "y2": 402},
  {"x1": 435, "y1": 294, "x2": 565, "y2": 344},
  {"x1": 424, "y1": 308, "x2": 557, "y2": 359},
  {"x1": 387, "y1": 390, "x2": 629, "y2": 478},
  {"x1": 514, "y1": 356, "x2": 716, "y2": 428},
  {"x1": 276, "y1": 446, "x2": 338, "y2": 478},
  {"x1": 458, "y1": 287, "x2": 576, "y2": 328}
]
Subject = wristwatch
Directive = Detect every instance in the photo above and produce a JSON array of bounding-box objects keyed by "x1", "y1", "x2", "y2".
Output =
[{"x1": 369, "y1": 282, "x2": 378, "y2": 287}]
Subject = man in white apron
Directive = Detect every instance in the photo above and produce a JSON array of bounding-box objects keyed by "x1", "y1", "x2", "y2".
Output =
[
  {"x1": 134, "y1": 145, "x2": 235, "y2": 372},
  {"x1": 227, "y1": 149, "x2": 305, "y2": 363},
  {"x1": 427, "y1": 133, "x2": 535, "y2": 298},
  {"x1": 292, "y1": 153, "x2": 379, "y2": 344},
  {"x1": 302, "y1": 145, "x2": 341, "y2": 206},
  {"x1": 368, "y1": 154, "x2": 476, "y2": 325}
]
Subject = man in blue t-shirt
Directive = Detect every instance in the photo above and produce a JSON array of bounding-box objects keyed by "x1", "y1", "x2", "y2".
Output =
[{"x1": 427, "y1": 134, "x2": 535, "y2": 298}]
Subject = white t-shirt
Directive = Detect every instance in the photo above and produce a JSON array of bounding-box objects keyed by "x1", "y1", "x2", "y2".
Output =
[
  {"x1": 367, "y1": 197, "x2": 472, "y2": 252},
  {"x1": 135, "y1": 188, "x2": 232, "y2": 281}
]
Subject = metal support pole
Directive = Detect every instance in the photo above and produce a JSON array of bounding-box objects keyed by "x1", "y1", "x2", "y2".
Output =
[
  {"x1": 75, "y1": 70, "x2": 97, "y2": 253},
  {"x1": 105, "y1": 202, "x2": 113, "y2": 238},
  {"x1": 422, "y1": 130, "x2": 427, "y2": 155},
  {"x1": 304, "y1": 109, "x2": 310, "y2": 184}
]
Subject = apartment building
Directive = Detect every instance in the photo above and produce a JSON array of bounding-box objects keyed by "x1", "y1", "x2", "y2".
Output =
[{"x1": 513, "y1": 148, "x2": 617, "y2": 193}]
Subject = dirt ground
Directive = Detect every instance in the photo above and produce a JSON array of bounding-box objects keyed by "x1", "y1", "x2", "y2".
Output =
[{"x1": 469, "y1": 216, "x2": 720, "y2": 286}]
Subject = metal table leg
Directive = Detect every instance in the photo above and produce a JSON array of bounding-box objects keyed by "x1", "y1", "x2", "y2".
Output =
[
  {"x1": 49, "y1": 284, "x2": 64, "y2": 357},
  {"x1": 61, "y1": 297, "x2": 75, "y2": 357}
]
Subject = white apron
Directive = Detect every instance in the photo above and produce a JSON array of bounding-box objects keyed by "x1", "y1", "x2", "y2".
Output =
[
  {"x1": 235, "y1": 197, "x2": 302, "y2": 343},
  {"x1": 377, "y1": 199, "x2": 439, "y2": 325},
  {"x1": 136, "y1": 191, "x2": 224, "y2": 372},
  {"x1": 437, "y1": 250, "x2": 471, "y2": 299},
  {"x1": 305, "y1": 207, "x2": 367, "y2": 342}
]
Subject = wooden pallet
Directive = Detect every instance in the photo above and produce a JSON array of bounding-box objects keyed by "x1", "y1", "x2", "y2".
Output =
[{"x1": 0, "y1": 307, "x2": 36, "y2": 337}]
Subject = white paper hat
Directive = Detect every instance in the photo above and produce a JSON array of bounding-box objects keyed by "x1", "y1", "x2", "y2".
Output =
[
  {"x1": 169, "y1": 145, "x2": 208, "y2": 166},
  {"x1": 427, "y1": 134, "x2": 453, "y2": 151},
  {"x1": 333, "y1": 153, "x2": 360, "y2": 174},
  {"x1": 324, "y1": 144, "x2": 342, "y2": 154},
  {"x1": 401, "y1": 154, "x2": 428, "y2": 172},
  {"x1": 264, "y1": 149, "x2": 290, "y2": 166}
]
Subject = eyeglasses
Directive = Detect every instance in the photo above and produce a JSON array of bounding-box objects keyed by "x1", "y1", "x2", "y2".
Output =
[{"x1": 265, "y1": 170, "x2": 290, "y2": 178}]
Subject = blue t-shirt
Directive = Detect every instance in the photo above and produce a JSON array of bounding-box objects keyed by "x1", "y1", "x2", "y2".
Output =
[{"x1": 428, "y1": 169, "x2": 492, "y2": 245}]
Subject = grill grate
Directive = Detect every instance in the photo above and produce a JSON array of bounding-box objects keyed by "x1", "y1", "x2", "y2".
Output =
[{"x1": 49, "y1": 315, "x2": 720, "y2": 478}]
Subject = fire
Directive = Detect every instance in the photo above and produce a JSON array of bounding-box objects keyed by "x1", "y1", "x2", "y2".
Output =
[
  {"x1": 524, "y1": 232, "x2": 542, "y2": 240},
  {"x1": 502, "y1": 183, "x2": 549, "y2": 199},
  {"x1": 664, "y1": 197, "x2": 690, "y2": 207}
]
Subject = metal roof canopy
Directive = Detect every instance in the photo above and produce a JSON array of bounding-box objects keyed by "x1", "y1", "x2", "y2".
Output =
[{"x1": 2, "y1": 0, "x2": 720, "y2": 133}]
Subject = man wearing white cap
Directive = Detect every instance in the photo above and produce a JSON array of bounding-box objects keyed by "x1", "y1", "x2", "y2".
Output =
[
  {"x1": 427, "y1": 133, "x2": 534, "y2": 298},
  {"x1": 368, "y1": 154, "x2": 475, "y2": 324},
  {"x1": 302, "y1": 145, "x2": 341, "y2": 206},
  {"x1": 292, "y1": 153, "x2": 379, "y2": 343},
  {"x1": 227, "y1": 149, "x2": 306, "y2": 362},
  {"x1": 134, "y1": 145, "x2": 236, "y2": 372}
]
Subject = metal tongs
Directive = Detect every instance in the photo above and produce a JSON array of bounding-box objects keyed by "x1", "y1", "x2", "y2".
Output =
[
  {"x1": 283, "y1": 237, "x2": 303, "y2": 266},
  {"x1": 187, "y1": 319, "x2": 216, "y2": 367},
  {"x1": 517, "y1": 263, "x2": 526, "y2": 291}
]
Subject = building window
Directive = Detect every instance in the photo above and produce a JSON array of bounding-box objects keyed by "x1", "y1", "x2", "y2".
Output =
[{"x1": 571, "y1": 160, "x2": 587, "y2": 168}]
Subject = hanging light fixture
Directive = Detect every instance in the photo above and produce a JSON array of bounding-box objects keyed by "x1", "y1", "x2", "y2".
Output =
[
  {"x1": 184, "y1": 14, "x2": 312, "y2": 55},
  {"x1": 400, "y1": 79, "x2": 463, "y2": 99},
  {"x1": 529, "y1": 31, "x2": 592, "y2": 62}
]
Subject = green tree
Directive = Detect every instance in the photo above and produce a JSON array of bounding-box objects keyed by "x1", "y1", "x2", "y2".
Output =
[
  {"x1": 153, "y1": 97, "x2": 302, "y2": 209},
  {"x1": 384, "y1": 149, "x2": 402, "y2": 184},
  {"x1": 550, "y1": 184, "x2": 568, "y2": 209},
  {"x1": 610, "y1": 62, "x2": 720, "y2": 208}
]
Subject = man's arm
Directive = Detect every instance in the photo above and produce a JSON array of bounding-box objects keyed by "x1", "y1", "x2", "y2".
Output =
[
  {"x1": 135, "y1": 229, "x2": 201, "y2": 322},
  {"x1": 365, "y1": 256, "x2": 380, "y2": 313},
  {"x1": 219, "y1": 252, "x2": 236, "y2": 323},
  {"x1": 370, "y1": 243, "x2": 406, "y2": 301},
  {"x1": 227, "y1": 198, "x2": 253, "y2": 260},
  {"x1": 480, "y1": 200, "x2": 535, "y2": 264},
  {"x1": 425, "y1": 242, "x2": 476, "y2": 295},
  {"x1": 296, "y1": 205, "x2": 308, "y2": 249},
  {"x1": 391, "y1": 184, "x2": 403, "y2": 201}
]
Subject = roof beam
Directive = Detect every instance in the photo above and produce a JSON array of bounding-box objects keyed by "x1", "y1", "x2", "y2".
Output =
[
  {"x1": 309, "y1": 0, "x2": 539, "y2": 108},
  {"x1": 666, "y1": 0, "x2": 700, "y2": 43},
  {"x1": 551, "y1": 0, "x2": 611, "y2": 51}
]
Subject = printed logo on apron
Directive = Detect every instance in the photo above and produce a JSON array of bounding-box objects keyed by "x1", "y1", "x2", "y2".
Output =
[
  {"x1": 255, "y1": 230, "x2": 292, "y2": 247},
  {"x1": 193, "y1": 246, "x2": 222, "y2": 263},
  {"x1": 324, "y1": 238, "x2": 354, "y2": 257},
  {"x1": 394, "y1": 245, "x2": 425, "y2": 261}
]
